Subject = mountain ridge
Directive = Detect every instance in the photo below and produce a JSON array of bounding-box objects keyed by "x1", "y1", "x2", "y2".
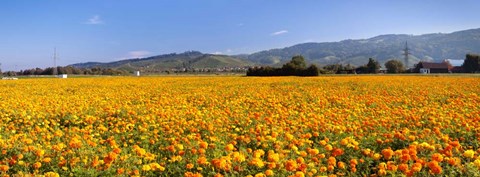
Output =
[
  {"x1": 71, "y1": 28, "x2": 480, "y2": 70},
  {"x1": 242, "y1": 28, "x2": 480, "y2": 67},
  {"x1": 70, "y1": 51, "x2": 253, "y2": 72}
]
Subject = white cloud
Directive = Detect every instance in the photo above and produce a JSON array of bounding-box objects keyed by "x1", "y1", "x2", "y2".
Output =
[
  {"x1": 211, "y1": 49, "x2": 233, "y2": 55},
  {"x1": 237, "y1": 23, "x2": 244, "y2": 27},
  {"x1": 303, "y1": 39, "x2": 314, "y2": 43},
  {"x1": 85, "y1": 15, "x2": 104, "y2": 25},
  {"x1": 270, "y1": 30, "x2": 288, "y2": 36},
  {"x1": 128, "y1": 51, "x2": 151, "y2": 58}
]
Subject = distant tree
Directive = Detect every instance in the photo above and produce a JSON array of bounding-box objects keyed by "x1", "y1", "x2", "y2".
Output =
[
  {"x1": 4, "y1": 71, "x2": 16, "y2": 76},
  {"x1": 34, "y1": 68, "x2": 44, "y2": 75},
  {"x1": 366, "y1": 58, "x2": 381, "y2": 73},
  {"x1": 42, "y1": 67, "x2": 54, "y2": 75},
  {"x1": 304, "y1": 64, "x2": 320, "y2": 76},
  {"x1": 384, "y1": 59, "x2": 405, "y2": 73},
  {"x1": 355, "y1": 65, "x2": 369, "y2": 74},
  {"x1": 462, "y1": 54, "x2": 480, "y2": 73},
  {"x1": 289, "y1": 55, "x2": 307, "y2": 69}
]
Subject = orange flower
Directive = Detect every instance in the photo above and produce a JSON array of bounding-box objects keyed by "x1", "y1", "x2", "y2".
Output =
[
  {"x1": 431, "y1": 153, "x2": 443, "y2": 162},
  {"x1": 411, "y1": 162, "x2": 422, "y2": 172},
  {"x1": 398, "y1": 163, "x2": 408, "y2": 172},
  {"x1": 33, "y1": 162, "x2": 42, "y2": 169},
  {"x1": 332, "y1": 148, "x2": 344, "y2": 157},
  {"x1": 68, "y1": 138, "x2": 82, "y2": 149},
  {"x1": 197, "y1": 156, "x2": 208, "y2": 165},
  {"x1": 265, "y1": 169, "x2": 274, "y2": 176},
  {"x1": 327, "y1": 157, "x2": 336, "y2": 166},
  {"x1": 284, "y1": 159, "x2": 297, "y2": 171},
  {"x1": 117, "y1": 168, "x2": 125, "y2": 175},
  {"x1": 225, "y1": 144, "x2": 235, "y2": 151},
  {"x1": 0, "y1": 165, "x2": 9, "y2": 172},
  {"x1": 427, "y1": 161, "x2": 442, "y2": 175},
  {"x1": 337, "y1": 162, "x2": 346, "y2": 169},
  {"x1": 199, "y1": 142, "x2": 208, "y2": 149},
  {"x1": 381, "y1": 149, "x2": 394, "y2": 160}
]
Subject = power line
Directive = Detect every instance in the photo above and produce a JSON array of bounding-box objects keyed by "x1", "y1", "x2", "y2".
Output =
[{"x1": 403, "y1": 41, "x2": 411, "y2": 68}]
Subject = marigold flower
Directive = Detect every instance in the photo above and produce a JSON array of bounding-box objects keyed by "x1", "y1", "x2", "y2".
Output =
[
  {"x1": 267, "y1": 153, "x2": 279, "y2": 162},
  {"x1": 463, "y1": 150, "x2": 475, "y2": 159},
  {"x1": 285, "y1": 159, "x2": 297, "y2": 171},
  {"x1": 0, "y1": 165, "x2": 8, "y2": 172},
  {"x1": 431, "y1": 153, "x2": 443, "y2": 162},
  {"x1": 225, "y1": 144, "x2": 235, "y2": 151},
  {"x1": 265, "y1": 169, "x2": 274, "y2": 176},
  {"x1": 44, "y1": 172, "x2": 60, "y2": 177},
  {"x1": 142, "y1": 164, "x2": 151, "y2": 171},
  {"x1": 381, "y1": 148, "x2": 394, "y2": 160},
  {"x1": 427, "y1": 161, "x2": 442, "y2": 174},
  {"x1": 33, "y1": 162, "x2": 42, "y2": 169},
  {"x1": 198, "y1": 141, "x2": 208, "y2": 149},
  {"x1": 411, "y1": 162, "x2": 422, "y2": 172}
]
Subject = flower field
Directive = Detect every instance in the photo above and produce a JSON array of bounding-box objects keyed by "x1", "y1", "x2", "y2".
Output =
[{"x1": 0, "y1": 76, "x2": 480, "y2": 177}]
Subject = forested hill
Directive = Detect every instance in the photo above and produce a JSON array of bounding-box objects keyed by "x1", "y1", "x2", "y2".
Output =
[
  {"x1": 70, "y1": 51, "x2": 253, "y2": 72},
  {"x1": 241, "y1": 28, "x2": 480, "y2": 67}
]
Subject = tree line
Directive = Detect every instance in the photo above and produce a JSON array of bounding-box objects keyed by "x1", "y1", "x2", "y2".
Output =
[
  {"x1": 247, "y1": 55, "x2": 320, "y2": 76},
  {"x1": 247, "y1": 56, "x2": 388, "y2": 76},
  {"x1": 2, "y1": 66, "x2": 129, "y2": 76},
  {"x1": 2, "y1": 54, "x2": 479, "y2": 77},
  {"x1": 248, "y1": 53, "x2": 480, "y2": 76}
]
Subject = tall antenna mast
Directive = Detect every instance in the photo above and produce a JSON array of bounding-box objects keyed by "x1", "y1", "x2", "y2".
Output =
[
  {"x1": 53, "y1": 47, "x2": 57, "y2": 75},
  {"x1": 403, "y1": 41, "x2": 410, "y2": 68}
]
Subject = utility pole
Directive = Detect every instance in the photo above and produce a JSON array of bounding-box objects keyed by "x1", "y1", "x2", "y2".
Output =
[
  {"x1": 53, "y1": 47, "x2": 57, "y2": 75},
  {"x1": 403, "y1": 41, "x2": 411, "y2": 68}
]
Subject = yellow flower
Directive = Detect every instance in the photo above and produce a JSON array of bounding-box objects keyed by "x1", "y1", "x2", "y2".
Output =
[
  {"x1": 463, "y1": 150, "x2": 475, "y2": 159},
  {"x1": 44, "y1": 172, "x2": 60, "y2": 177},
  {"x1": 225, "y1": 143, "x2": 235, "y2": 151},
  {"x1": 473, "y1": 159, "x2": 480, "y2": 168},
  {"x1": 142, "y1": 164, "x2": 151, "y2": 171}
]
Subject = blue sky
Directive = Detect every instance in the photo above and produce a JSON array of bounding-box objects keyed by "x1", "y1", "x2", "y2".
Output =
[{"x1": 1, "y1": 0, "x2": 480, "y2": 71}]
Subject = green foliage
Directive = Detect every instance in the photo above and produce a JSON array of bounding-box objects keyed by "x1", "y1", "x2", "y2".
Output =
[
  {"x1": 462, "y1": 53, "x2": 480, "y2": 73},
  {"x1": 323, "y1": 64, "x2": 356, "y2": 74},
  {"x1": 17, "y1": 66, "x2": 130, "y2": 76},
  {"x1": 247, "y1": 55, "x2": 319, "y2": 76},
  {"x1": 384, "y1": 59, "x2": 405, "y2": 73},
  {"x1": 366, "y1": 58, "x2": 381, "y2": 74},
  {"x1": 289, "y1": 55, "x2": 307, "y2": 69}
]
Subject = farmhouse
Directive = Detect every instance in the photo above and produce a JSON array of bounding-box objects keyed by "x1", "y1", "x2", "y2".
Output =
[{"x1": 414, "y1": 62, "x2": 450, "y2": 74}]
